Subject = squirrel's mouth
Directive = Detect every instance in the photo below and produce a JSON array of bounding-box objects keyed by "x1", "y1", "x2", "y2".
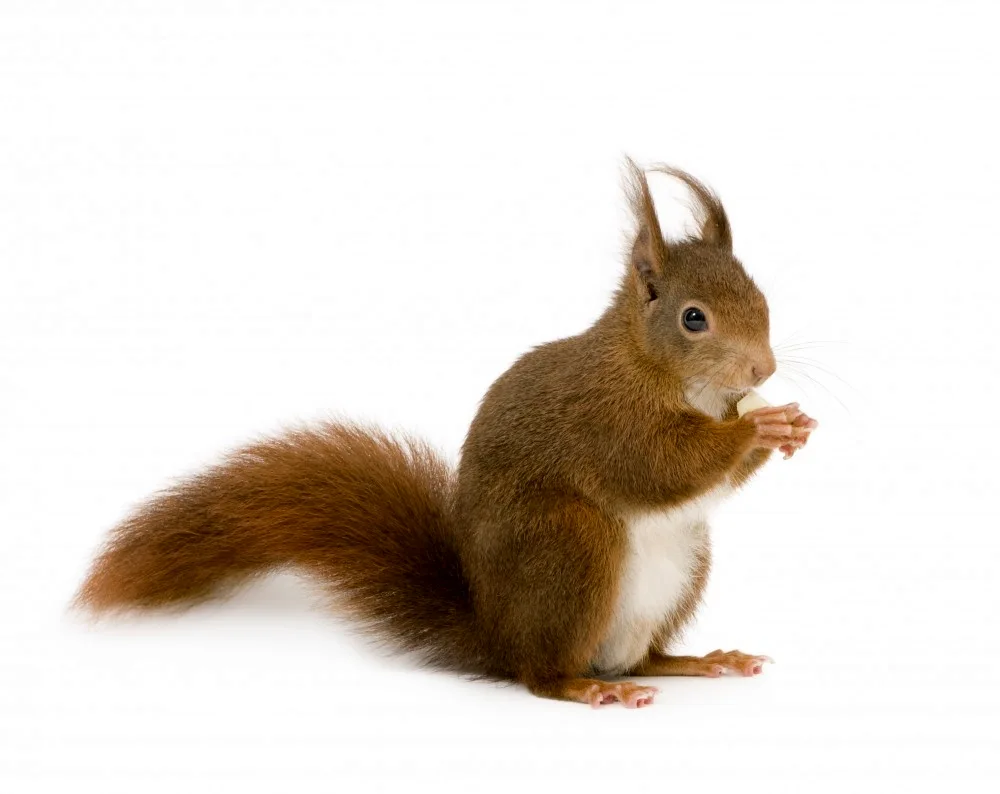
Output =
[{"x1": 687, "y1": 369, "x2": 767, "y2": 399}]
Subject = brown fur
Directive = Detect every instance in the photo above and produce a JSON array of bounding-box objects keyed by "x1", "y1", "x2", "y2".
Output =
[
  {"x1": 78, "y1": 425, "x2": 485, "y2": 672},
  {"x1": 77, "y1": 160, "x2": 808, "y2": 705}
]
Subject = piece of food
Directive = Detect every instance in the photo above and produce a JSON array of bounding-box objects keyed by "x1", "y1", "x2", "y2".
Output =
[{"x1": 736, "y1": 390, "x2": 771, "y2": 417}]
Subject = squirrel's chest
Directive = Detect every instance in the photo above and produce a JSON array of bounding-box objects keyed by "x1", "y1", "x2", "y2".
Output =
[{"x1": 591, "y1": 486, "x2": 730, "y2": 675}]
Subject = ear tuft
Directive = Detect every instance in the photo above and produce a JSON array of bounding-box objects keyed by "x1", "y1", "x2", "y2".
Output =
[
  {"x1": 648, "y1": 164, "x2": 733, "y2": 250},
  {"x1": 624, "y1": 157, "x2": 668, "y2": 288}
]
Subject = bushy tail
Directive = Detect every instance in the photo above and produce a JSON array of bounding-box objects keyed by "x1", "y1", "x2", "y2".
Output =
[{"x1": 76, "y1": 424, "x2": 484, "y2": 672}]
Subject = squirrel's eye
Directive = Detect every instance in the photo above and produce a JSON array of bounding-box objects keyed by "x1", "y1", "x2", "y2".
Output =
[{"x1": 682, "y1": 307, "x2": 708, "y2": 332}]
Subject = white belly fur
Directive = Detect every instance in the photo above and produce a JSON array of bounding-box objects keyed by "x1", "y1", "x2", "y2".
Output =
[{"x1": 592, "y1": 484, "x2": 732, "y2": 675}]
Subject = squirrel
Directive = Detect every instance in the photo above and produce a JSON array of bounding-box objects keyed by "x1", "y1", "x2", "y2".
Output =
[{"x1": 77, "y1": 160, "x2": 818, "y2": 709}]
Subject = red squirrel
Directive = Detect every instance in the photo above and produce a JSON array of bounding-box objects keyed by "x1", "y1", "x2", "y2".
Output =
[{"x1": 77, "y1": 160, "x2": 817, "y2": 708}]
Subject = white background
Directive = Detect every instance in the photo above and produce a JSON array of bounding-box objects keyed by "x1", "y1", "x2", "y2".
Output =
[{"x1": 3, "y1": 1, "x2": 999, "y2": 791}]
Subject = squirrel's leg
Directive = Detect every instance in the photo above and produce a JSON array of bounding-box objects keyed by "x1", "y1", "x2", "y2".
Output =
[
  {"x1": 631, "y1": 648, "x2": 773, "y2": 678},
  {"x1": 529, "y1": 678, "x2": 658, "y2": 708},
  {"x1": 605, "y1": 405, "x2": 807, "y2": 505},
  {"x1": 723, "y1": 402, "x2": 816, "y2": 485},
  {"x1": 730, "y1": 448, "x2": 773, "y2": 488},
  {"x1": 479, "y1": 495, "x2": 657, "y2": 707},
  {"x1": 723, "y1": 402, "x2": 800, "y2": 486}
]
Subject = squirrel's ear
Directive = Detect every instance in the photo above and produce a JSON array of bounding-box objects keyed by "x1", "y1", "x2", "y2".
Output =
[
  {"x1": 625, "y1": 157, "x2": 668, "y2": 293},
  {"x1": 649, "y1": 165, "x2": 733, "y2": 251}
]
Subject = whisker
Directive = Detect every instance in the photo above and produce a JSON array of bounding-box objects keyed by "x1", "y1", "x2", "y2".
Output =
[
  {"x1": 776, "y1": 355, "x2": 856, "y2": 391},
  {"x1": 690, "y1": 359, "x2": 730, "y2": 403},
  {"x1": 776, "y1": 363, "x2": 852, "y2": 414},
  {"x1": 688, "y1": 354, "x2": 740, "y2": 409},
  {"x1": 773, "y1": 341, "x2": 847, "y2": 354}
]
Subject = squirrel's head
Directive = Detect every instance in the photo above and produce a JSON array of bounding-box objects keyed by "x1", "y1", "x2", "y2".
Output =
[{"x1": 621, "y1": 160, "x2": 775, "y2": 399}]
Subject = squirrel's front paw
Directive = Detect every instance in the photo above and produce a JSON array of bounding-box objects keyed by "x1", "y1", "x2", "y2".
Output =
[
  {"x1": 778, "y1": 405, "x2": 818, "y2": 459},
  {"x1": 743, "y1": 403, "x2": 817, "y2": 456}
]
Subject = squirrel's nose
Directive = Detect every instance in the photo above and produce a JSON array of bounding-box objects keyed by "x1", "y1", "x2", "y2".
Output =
[{"x1": 751, "y1": 357, "x2": 776, "y2": 385}]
